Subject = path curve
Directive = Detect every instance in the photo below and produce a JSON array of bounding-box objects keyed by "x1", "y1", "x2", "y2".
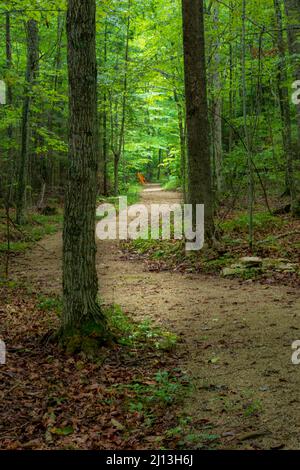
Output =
[{"x1": 11, "y1": 185, "x2": 300, "y2": 449}]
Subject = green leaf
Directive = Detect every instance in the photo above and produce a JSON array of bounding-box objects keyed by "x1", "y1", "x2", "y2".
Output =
[{"x1": 50, "y1": 426, "x2": 74, "y2": 436}]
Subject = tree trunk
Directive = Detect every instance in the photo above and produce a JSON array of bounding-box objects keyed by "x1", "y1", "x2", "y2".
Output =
[
  {"x1": 114, "y1": 6, "x2": 130, "y2": 196},
  {"x1": 228, "y1": 2, "x2": 235, "y2": 155},
  {"x1": 242, "y1": 0, "x2": 254, "y2": 248},
  {"x1": 157, "y1": 148, "x2": 162, "y2": 181},
  {"x1": 174, "y1": 89, "x2": 186, "y2": 201},
  {"x1": 274, "y1": 0, "x2": 296, "y2": 212},
  {"x1": 16, "y1": 19, "x2": 39, "y2": 225},
  {"x1": 102, "y1": 100, "x2": 108, "y2": 196},
  {"x1": 102, "y1": 21, "x2": 109, "y2": 196},
  {"x1": 284, "y1": 0, "x2": 300, "y2": 147},
  {"x1": 114, "y1": 153, "x2": 119, "y2": 196},
  {"x1": 182, "y1": 0, "x2": 214, "y2": 239},
  {"x1": 62, "y1": 0, "x2": 107, "y2": 337},
  {"x1": 47, "y1": 13, "x2": 64, "y2": 198},
  {"x1": 228, "y1": 43, "x2": 234, "y2": 154},
  {"x1": 5, "y1": 12, "x2": 14, "y2": 205},
  {"x1": 211, "y1": 5, "x2": 223, "y2": 193},
  {"x1": 5, "y1": 13, "x2": 13, "y2": 107}
]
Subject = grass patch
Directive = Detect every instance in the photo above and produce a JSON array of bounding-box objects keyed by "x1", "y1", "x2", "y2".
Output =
[
  {"x1": 165, "y1": 416, "x2": 221, "y2": 450},
  {"x1": 220, "y1": 211, "x2": 283, "y2": 235},
  {"x1": 113, "y1": 369, "x2": 190, "y2": 424},
  {"x1": 0, "y1": 209, "x2": 63, "y2": 257},
  {"x1": 163, "y1": 177, "x2": 180, "y2": 192},
  {"x1": 125, "y1": 183, "x2": 144, "y2": 206},
  {"x1": 0, "y1": 241, "x2": 30, "y2": 253},
  {"x1": 97, "y1": 183, "x2": 143, "y2": 212},
  {"x1": 37, "y1": 295, "x2": 63, "y2": 315},
  {"x1": 107, "y1": 304, "x2": 178, "y2": 351}
]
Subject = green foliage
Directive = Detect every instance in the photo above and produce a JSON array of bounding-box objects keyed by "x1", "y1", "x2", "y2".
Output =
[
  {"x1": 165, "y1": 416, "x2": 221, "y2": 449},
  {"x1": 115, "y1": 369, "x2": 189, "y2": 418},
  {"x1": 0, "y1": 0, "x2": 299, "y2": 210},
  {"x1": 50, "y1": 426, "x2": 74, "y2": 437},
  {"x1": 37, "y1": 295, "x2": 62, "y2": 314},
  {"x1": 120, "y1": 183, "x2": 143, "y2": 206},
  {"x1": 221, "y1": 212, "x2": 283, "y2": 234},
  {"x1": 0, "y1": 210, "x2": 62, "y2": 257},
  {"x1": 107, "y1": 304, "x2": 177, "y2": 350},
  {"x1": 163, "y1": 176, "x2": 180, "y2": 191},
  {"x1": 244, "y1": 399, "x2": 263, "y2": 417},
  {"x1": 0, "y1": 241, "x2": 30, "y2": 253}
]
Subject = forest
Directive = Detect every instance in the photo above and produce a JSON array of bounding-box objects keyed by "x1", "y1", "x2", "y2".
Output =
[{"x1": 0, "y1": 0, "x2": 300, "y2": 454}]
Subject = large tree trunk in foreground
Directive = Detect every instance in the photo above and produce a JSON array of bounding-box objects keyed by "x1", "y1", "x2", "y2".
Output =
[
  {"x1": 16, "y1": 19, "x2": 39, "y2": 225},
  {"x1": 63, "y1": 0, "x2": 107, "y2": 337},
  {"x1": 182, "y1": 0, "x2": 214, "y2": 239}
]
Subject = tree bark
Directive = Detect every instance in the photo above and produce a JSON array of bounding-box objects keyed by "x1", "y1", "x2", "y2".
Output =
[
  {"x1": 102, "y1": 21, "x2": 109, "y2": 196},
  {"x1": 228, "y1": 46, "x2": 234, "y2": 154},
  {"x1": 182, "y1": 0, "x2": 214, "y2": 239},
  {"x1": 157, "y1": 148, "x2": 162, "y2": 181},
  {"x1": 284, "y1": 0, "x2": 300, "y2": 147},
  {"x1": 174, "y1": 89, "x2": 186, "y2": 201},
  {"x1": 211, "y1": 5, "x2": 223, "y2": 193},
  {"x1": 62, "y1": 0, "x2": 107, "y2": 336},
  {"x1": 16, "y1": 19, "x2": 39, "y2": 225},
  {"x1": 5, "y1": 12, "x2": 14, "y2": 205},
  {"x1": 274, "y1": 0, "x2": 296, "y2": 212},
  {"x1": 242, "y1": 0, "x2": 254, "y2": 248},
  {"x1": 114, "y1": 7, "x2": 130, "y2": 196},
  {"x1": 46, "y1": 13, "x2": 64, "y2": 199}
]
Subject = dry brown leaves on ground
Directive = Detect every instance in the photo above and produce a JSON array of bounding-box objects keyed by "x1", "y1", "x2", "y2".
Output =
[{"x1": 0, "y1": 286, "x2": 185, "y2": 450}]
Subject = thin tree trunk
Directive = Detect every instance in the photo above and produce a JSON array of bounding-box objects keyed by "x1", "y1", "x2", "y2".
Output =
[
  {"x1": 228, "y1": 49, "x2": 234, "y2": 153},
  {"x1": 182, "y1": 0, "x2": 214, "y2": 239},
  {"x1": 157, "y1": 148, "x2": 162, "y2": 181},
  {"x1": 284, "y1": 0, "x2": 300, "y2": 148},
  {"x1": 102, "y1": 101, "x2": 108, "y2": 195},
  {"x1": 114, "y1": 6, "x2": 130, "y2": 196},
  {"x1": 242, "y1": 0, "x2": 254, "y2": 248},
  {"x1": 212, "y1": 5, "x2": 223, "y2": 193},
  {"x1": 5, "y1": 13, "x2": 13, "y2": 109},
  {"x1": 4, "y1": 12, "x2": 13, "y2": 277},
  {"x1": 174, "y1": 89, "x2": 186, "y2": 201},
  {"x1": 46, "y1": 13, "x2": 64, "y2": 199},
  {"x1": 5, "y1": 12, "x2": 14, "y2": 205},
  {"x1": 62, "y1": 0, "x2": 107, "y2": 337},
  {"x1": 102, "y1": 21, "x2": 109, "y2": 196},
  {"x1": 16, "y1": 19, "x2": 39, "y2": 225},
  {"x1": 274, "y1": 0, "x2": 296, "y2": 212}
]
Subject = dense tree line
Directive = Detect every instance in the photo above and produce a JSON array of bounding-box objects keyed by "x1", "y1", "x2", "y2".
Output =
[{"x1": 0, "y1": 0, "x2": 299, "y2": 336}]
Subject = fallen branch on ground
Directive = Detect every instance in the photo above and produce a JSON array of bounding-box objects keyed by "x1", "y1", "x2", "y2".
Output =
[{"x1": 257, "y1": 230, "x2": 300, "y2": 245}]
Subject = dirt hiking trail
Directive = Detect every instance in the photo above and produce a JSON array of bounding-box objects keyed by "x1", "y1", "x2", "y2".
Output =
[{"x1": 11, "y1": 185, "x2": 300, "y2": 449}]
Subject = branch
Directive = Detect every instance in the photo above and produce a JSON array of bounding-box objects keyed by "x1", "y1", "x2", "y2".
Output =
[{"x1": 257, "y1": 231, "x2": 300, "y2": 245}]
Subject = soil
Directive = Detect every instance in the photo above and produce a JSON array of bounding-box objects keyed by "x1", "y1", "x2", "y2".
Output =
[{"x1": 10, "y1": 185, "x2": 300, "y2": 449}]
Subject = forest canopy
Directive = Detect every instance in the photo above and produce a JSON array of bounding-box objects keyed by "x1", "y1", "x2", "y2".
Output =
[{"x1": 0, "y1": 0, "x2": 299, "y2": 219}]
